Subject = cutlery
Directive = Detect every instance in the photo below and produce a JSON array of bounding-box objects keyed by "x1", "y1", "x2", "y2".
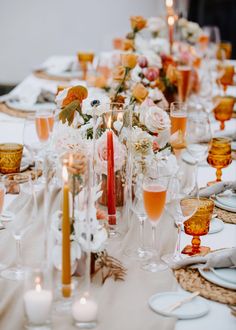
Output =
[{"x1": 164, "y1": 291, "x2": 200, "y2": 313}]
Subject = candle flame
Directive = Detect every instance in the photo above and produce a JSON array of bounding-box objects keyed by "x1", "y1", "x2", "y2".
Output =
[
  {"x1": 80, "y1": 297, "x2": 87, "y2": 304},
  {"x1": 35, "y1": 276, "x2": 42, "y2": 292},
  {"x1": 62, "y1": 165, "x2": 68, "y2": 183},
  {"x1": 168, "y1": 16, "x2": 175, "y2": 26},
  {"x1": 166, "y1": 0, "x2": 173, "y2": 7},
  {"x1": 107, "y1": 115, "x2": 112, "y2": 129}
]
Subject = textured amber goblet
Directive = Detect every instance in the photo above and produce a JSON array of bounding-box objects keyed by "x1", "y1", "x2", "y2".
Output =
[
  {"x1": 77, "y1": 52, "x2": 94, "y2": 80},
  {"x1": 0, "y1": 143, "x2": 23, "y2": 174},
  {"x1": 219, "y1": 65, "x2": 234, "y2": 93},
  {"x1": 207, "y1": 137, "x2": 232, "y2": 183},
  {"x1": 182, "y1": 198, "x2": 214, "y2": 256},
  {"x1": 213, "y1": 96, "x2": 235, "y2": 130},
  {"x1": 217, "y1": 42, "x2": 232, "y2": 60}
]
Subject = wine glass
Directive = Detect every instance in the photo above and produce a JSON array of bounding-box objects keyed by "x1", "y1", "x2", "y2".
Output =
[
  {"x1": 162, "y1": 166, "x2": 199, "y2": 265},
  {"x1": 23, "y1": 117, "x2": 45, "y2": 191},
  {"x1": 141, "y1": 175, "x2": 171, "y2": 272},
  {"x1": 1, "y1": 173, "x2": 37, "y2": 280},
  {"x1": 203, "y1": 26, "x2": 221, "y2": 59},
  {"x1": 185, "y1": 107, "x2": 212, "y2": 165},
  {"x1": 176, "y1": 66, "x2": 192, "y2": 103},
  {"x1": 213, "y1": 96, "x2": 235, "y2": 130},
  {"x1": 125, "y1": 173, "x2": 152, "y2": 260}
]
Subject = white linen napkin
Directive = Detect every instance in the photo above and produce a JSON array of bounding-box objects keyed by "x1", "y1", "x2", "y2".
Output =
[
  {"x1": 170, "y1": 247, "x2": 236, "y2": 270},
  {"x1": 37, "y1": 56, "x2": 78, "y2": 75},
  {"x1": 199, "y1": 181, "x2": 236, "y2": 198}
]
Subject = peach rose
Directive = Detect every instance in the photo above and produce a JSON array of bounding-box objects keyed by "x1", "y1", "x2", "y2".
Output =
[
  {"x1": 112, "y1": 66, "x2": 126, "y2": 82},
  {"x1": 121, "y1": 53, "x2": 137, "y2": 69},
  {"x1": 130, "y1": 16, "x2": 147, "y2": 31},
  {"x1": 132, "y1": 83, "x2": 149, "y2": 103},
  {"x1": 122, "y1": 39, "x2": 135, "y2": 51}
]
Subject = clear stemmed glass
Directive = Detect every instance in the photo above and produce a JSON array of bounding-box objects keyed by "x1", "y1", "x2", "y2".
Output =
[
  {"x1": 35, "y1": 108, "x2": 54, "y2": 147},
  {"x1": 1, "y1": 174, "x2": 37, "y2": 280},
  {"x1": 141, "y1": 175, "x2": 170, "y2": 272},
  {"x1": 185, "y1": 107, "x2": 212, "y2": 165},
  {"x1": 23, "y1": 116, "x2": 45, "y2": 190},
  {"x1": 162, "y1": 167, "x2": 199, "y2": 265},
  {"x1": 0, "y1": 181, "x2": 7, "y2": 270},
  {"x1": 203, "y1": 26, "x2": 221, "y2": 59},
  {"x1": 125, "y1": 173, "x2": 152, "y2": 260}
]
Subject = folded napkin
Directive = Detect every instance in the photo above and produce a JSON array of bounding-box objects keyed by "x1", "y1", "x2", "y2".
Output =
[
  {"x1": 37, "y1": 56, "x2": 78, "y2": 75},
  {"x1": 170, "y1": 247, "x2": 236, "y2": 270},
  {"x1": 199, "y1": 181, "x2": 236, "y2": 198}
]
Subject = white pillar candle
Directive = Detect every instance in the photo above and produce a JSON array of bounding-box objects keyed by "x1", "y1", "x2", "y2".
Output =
[
  {"x1": 24, "y1": 283, "x2": 52, "y2": 325},
  {"x1": 72, "y1": 297, "x2": 98, "y2": 323}
]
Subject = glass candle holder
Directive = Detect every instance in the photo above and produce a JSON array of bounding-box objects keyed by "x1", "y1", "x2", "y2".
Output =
[
  {"x1": 207, "y1": 137, "x2": 232, "y2": 183},
  {"x1": 72, "y1": 291, "x2": 98, "y2": 329},
  {"x1": 182, "y1": 198, "x2": 214, "y2": 256},
  {"x1": 24, "y1": 269, "x2": 53, "y2": 329},
  {"x1": 0, "y1": 143, "x2": 23, "y2": 174},
  {"x1": 93, "y1": 103, "x2": 132, "y2": 238},
  {"x1": 213, "y1": 96, "x2": 235, "y2": 130}
]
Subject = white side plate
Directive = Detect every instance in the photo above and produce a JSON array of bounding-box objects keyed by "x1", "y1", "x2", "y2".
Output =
[{"x1": 199, "y1": 268, "x2": 236, "y2": 290}]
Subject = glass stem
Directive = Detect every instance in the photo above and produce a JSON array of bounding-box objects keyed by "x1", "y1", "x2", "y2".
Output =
[
  {"x1": 151, "y1": 225, "x2": 157, "y2": 261},
  {"x1": 174, "y1": 223, "x2": 182, "y2": 258},
  {"x1": 15, "y1": 238, "x2": 22, "y2": 269},
  {"x1": 138, "y1": 217, "x2": 145, "y2": 250}
]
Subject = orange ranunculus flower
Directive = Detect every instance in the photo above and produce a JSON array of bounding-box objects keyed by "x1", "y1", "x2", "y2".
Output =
[
  {"x1": 121, "y1": 53, "x2": 137, "y2": 69},
  {"x1": 166, "y1": 64, "x2": 178, "y2": 84},
  {"x1": 62, "y1": 85, "x2": 88, "y2": 107},
  {"x1": 161, "y1": 54, "x2": 176, "y2": 72},
  {"x1": 130, "y1": 16, "x2": 147, "y2": 31},
  {"x1": 132, "y1": 83, "x2": 148, "y2": 103},
  {"x1": 112, "y1": 66, "x2": 126, "y2": 82},
  {"x1": 122, "y1": 39, "x2": 135, "y2": 51}
]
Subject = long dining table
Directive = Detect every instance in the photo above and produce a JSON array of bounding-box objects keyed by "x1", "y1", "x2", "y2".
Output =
[{"x1": 0, "y1": 56, "x2": 236, "y2": 330}]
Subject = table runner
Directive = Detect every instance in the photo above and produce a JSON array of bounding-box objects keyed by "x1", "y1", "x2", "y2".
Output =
[{"x1": 0, "y1": 187, "x2": 177, "y2": 330}]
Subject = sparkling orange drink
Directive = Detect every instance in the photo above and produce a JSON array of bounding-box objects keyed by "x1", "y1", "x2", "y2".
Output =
[{"x1": 143, "y1": 185, "x2": 166, "y2": 222}]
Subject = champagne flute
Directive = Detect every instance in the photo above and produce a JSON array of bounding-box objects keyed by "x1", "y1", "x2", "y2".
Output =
[
  {"x1": 176, "y1": 66, "x2": 192, "y2": 103},
  {"x1": 162, "y1": 167, "x2": 199, "y2": 265},
  {"x1": 125, "y1": 173, "x2": 152, "y2": 260},
  {"x1": 1, "y1": 174, "x2": 37, "y2": 280},
  {"x1": 141, "y1": 175, "x2": 170, "y2": 272},
  {"x1": 35, "y1": 109, "x2": 54, "y2": 146}
]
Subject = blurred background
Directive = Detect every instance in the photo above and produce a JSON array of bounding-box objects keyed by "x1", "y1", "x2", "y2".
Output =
[{"x1": 0, "y1": 0, "x2": 235, "y2": 88}]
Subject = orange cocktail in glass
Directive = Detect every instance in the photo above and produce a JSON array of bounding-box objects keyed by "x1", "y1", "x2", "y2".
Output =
[
  {"x1": 35, "y1": 111, "x2": 54, "y2": 143},
  {"x1": 177, "y1": 66, "x2": 192, "y2": 102}
]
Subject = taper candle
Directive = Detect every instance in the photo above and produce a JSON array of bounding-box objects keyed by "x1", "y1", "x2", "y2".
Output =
[
  {"x1": 62, "y1": 164, "x2": 71, "y2": 297},
  {"x1": 107, "y1": 116, "x2": 116, "y2": 225}
]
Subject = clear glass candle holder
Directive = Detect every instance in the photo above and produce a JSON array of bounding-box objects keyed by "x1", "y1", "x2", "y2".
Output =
[
  {"x1": 24, "y1": 269, "x2": 53, "y2": 329},
  {"x1": 72, "y1": 291, "x2": 98, "y2": 329}
]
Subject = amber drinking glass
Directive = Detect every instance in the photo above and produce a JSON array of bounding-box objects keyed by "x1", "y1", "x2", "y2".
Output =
[
  {"x1": 207, "y1": 138, "x2": 232, "y2": 183},
  {"x1": 0, "y1": 143, "x2": 23, "y2": 174},
  {"x1": 217, "y1": 42, "x2": 232, "y2": 60},
  {"x1": 182, "y1": 198, "x2": 214, "y2": 256},
  {"x1": 213, "y1": 96, "x2": 235, "y2": 130},
  {"x1": 77, "y1": 52, "x2": 94, "y2": 80},
  {"x1": 219, "y1": 65, "x2": 234, "y2": 93},
  {"x1": 176, "y1": 66, "x2": 192, "y2": 103}
]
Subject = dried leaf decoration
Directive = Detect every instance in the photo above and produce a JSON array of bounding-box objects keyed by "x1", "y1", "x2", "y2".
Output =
[{"x1": 59, "y1": 85, "x2": 88, "y2": 126}]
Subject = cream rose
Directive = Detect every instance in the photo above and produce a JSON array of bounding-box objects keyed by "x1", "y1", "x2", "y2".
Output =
[
  {"x1": 140, "y1": 105, "x2": 171, "y2": 133},
  {"x1": 95, "y1": 132, "x2": 126, "y2": 175}
]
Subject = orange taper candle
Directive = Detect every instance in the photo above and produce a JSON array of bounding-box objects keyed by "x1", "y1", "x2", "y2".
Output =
[{"x1": 62, "y1": 165, "x2": 71, "y2": 297}]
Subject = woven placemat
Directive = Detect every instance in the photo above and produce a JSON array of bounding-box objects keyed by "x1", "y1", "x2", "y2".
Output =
[
  {"x1": 174, "y1": 268, "x2": 236, "y2": 305},
  {"x1": 214, "y1": 206, "x2": 236, "y2": 224},
  {"x1": 0, "y1": 103, "x2": 34, "y2": 118},
  {"x1": 34, "y1": 70, "x2": 77, "y2": 82}
]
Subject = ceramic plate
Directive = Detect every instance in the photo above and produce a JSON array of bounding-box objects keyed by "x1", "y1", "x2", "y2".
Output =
[
  {"x1": 6, "y1": 100, "x2": 56, "y2": 112},
  {"x1": 211, "y1": 268, "x2": 236, "y2": 285},
  {"x1": 198, "y1": 268, "x2": 236, "y2": 290},
  {"x1": 45, "y1": 69, "x2": 82, "y2": 79},
  {"x1": 216, "y1": 193, "x2": 236, "y2": 208},
  {"x1": 148, "y1": 291, "x2": 209, "y2": 319},
  {"x1": 214, "y1": 199, "x2": 236, "y2": 213},
  {"x1": 181, "y1": 217, "x2": 224, "y2": 234}
]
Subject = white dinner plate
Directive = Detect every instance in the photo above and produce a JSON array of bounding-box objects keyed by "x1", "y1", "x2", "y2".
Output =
[
  {"x1": 216, "y1": 193, "x2": 236, "y2": 208},
  {"x1": 148, "y1": 291, "x2": 209, "y2": 319},
  {"x1": 214, "y1": 199, "x2": 236, "y2": 213},
  {"x1": 181, "y1": 217, "x2": 224, "y2": 234},
  {"x1": 6, "y1": 100, "x2": 56, "y2": 112},
  {"x1": 211, "y1": 268, "x2": 236, "y2": 285},
  {"x1": 198, "y1": 268, "x2": 236, "y2": 290},
  {"x1": 45, "y1": 69, "x2": 82, "y2": 79}
]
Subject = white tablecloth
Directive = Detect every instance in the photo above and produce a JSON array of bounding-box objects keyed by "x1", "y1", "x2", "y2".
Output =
[{"x1": 0, "y1": 59, "x2": 236, "y2": 330}]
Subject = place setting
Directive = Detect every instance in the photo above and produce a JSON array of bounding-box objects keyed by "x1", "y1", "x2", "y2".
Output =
[{"x1": 0, "y1": 1, "x2": 236, "y2": 329}]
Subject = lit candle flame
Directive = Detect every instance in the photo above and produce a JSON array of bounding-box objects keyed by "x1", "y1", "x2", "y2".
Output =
[
  {"x1": 107, "y1": 115, "x2": 112, "y2": 129},
  {"x1": 80, "y1": 297, "x2": 87, "y2": 304},
  {"x1": 35, "y1": 276, "x2": 42, "y2": 292},
  {"x1": 62, "y1": 164, "x2": 68, "y2": 183},
  {"x1": 166, "y1": 0, "x2": 173, "y2": 7},
  {"x1": 168, "y1": 16, "x2": 175, "y2": 26}
]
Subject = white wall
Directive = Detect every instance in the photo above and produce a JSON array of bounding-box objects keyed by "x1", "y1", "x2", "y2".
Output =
[{"x1": 0, "y1": 0, "x2": 165, "y2": 84}]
